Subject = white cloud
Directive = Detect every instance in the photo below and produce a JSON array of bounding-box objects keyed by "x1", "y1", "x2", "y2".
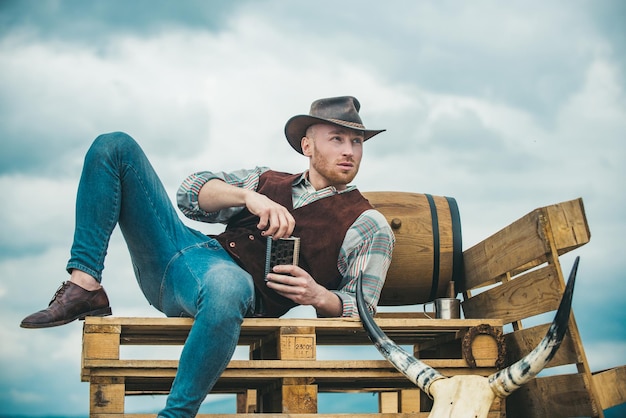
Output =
[{"x1": 0, "y1": 175, "x2": 77, "y2": 250}]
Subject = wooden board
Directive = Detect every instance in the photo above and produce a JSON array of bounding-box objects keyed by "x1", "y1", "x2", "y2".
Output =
[
  {"x1": 592, "y1": 365, "x2": 626, "y2": 410},
  {"x1": 83, "y1": 316, "x2": 503, "y2": 346},
  {"x1": 504, "y1": 323, "x2": 578, "y2": 368},
  {"x1": 545, "y1": 199, "x2": 591, "y2": 255},
  {"x1": 462, "y1": 198, "x2": 589, "y2": 292},
  {"x1": 506, "y1": 373, "x2": 597, "y2": 418},
  {"x1": 462, "y1": 264, "x2": 561, "y2": 323}
]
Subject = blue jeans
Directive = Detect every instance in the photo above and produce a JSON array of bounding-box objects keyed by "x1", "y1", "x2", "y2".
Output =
[{"x1": 66, "y1": 132, "x2": 256, "y2": 417}]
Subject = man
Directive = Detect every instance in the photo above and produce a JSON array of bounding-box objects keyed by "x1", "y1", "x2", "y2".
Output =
[{"x1": 20, "y1": 96, "x2": 395, "y2": 416}]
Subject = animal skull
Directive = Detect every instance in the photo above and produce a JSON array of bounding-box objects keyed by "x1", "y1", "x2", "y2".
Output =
[{"x1": 357, "y1": 257, "x2": 579, "y2": 418}]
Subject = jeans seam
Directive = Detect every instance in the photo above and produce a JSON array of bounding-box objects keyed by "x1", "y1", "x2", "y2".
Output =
[
  {"x1": 124, "y1": 162, "x2": 180, "y2": 251},
  {"x1": 95, "y1": 157, "x2": 122, "y2": 278},
  {"x1": 121, "y1": 160, "x2": 185, "y2": 310}
]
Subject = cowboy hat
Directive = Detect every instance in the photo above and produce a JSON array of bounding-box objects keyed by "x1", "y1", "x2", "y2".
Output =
[{"x1": 284, "y1": 96, "x2": 385, "y2": 154}]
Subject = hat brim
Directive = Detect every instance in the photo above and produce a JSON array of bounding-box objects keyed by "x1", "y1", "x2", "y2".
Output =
[{"x1": 284, "y1": 115, "x2": 386, "y2": 154}]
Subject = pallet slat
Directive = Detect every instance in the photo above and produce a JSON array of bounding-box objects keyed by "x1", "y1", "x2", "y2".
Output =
[
  {"x1": 84, "y1": 317, "x2": 502, "y2": 346},
  {"x1": 84, "y1": 359, "x2": 495, "y2": 377},
  {"x1": 462, "y1": 198, "x2": 589, "y2": 291},
  {"x1": 545, "y1": 199, "x2": 591, "y2": 255},
  {"x1": 593, "y1": 365, "x2": 626, "y2": 410},
  {"x1": 463, "y1": 207, "x2": 548, "y2": 291},
  {"x1": 462, "y1": 264, "x2": 562, "y2": 323},
  {"x1": 506, "y1": 373, "x2": 597, "y2": 418},
  {"x1": 504, "y1": 323, "x2": 578, "y2": 368}
]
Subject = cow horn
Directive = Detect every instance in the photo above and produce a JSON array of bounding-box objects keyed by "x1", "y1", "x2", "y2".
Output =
[
  {"x1": 488, "y1": 256, "x2": 579, "y2": 397},
  {"x1": 356, "y1": 274, "x2": 446, "y2": 396},
  {"x1": 357, "y1": 257, "x2": 578, "y2": 400}
]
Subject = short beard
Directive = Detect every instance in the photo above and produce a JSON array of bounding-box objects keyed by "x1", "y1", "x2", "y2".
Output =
[{"x1": 310, "y1": 142, "x2": 359, "y2": 188}]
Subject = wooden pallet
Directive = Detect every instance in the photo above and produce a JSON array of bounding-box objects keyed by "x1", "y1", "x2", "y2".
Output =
[{"x1": 82, "y1": 316, "x2": 505, "y2": 416}]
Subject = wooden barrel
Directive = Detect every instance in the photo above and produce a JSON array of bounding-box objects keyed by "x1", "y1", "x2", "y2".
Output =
[{"x1": 362, "y1": 192, "x2": 463, "y2": 306}]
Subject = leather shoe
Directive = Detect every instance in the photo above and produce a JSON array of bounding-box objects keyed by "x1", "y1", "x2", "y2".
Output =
[{"x1": 20, "y1": 281, "x2": 112, "y2": 328}]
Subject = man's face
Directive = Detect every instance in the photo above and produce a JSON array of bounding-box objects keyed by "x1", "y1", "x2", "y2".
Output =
[{"x1": 301, "y1": 123, "x2": 364, "y2": 190}]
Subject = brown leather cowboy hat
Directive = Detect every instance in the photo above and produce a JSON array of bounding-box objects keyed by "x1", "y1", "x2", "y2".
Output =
[{"x1": 284, "y1": 96, "x2": 386, "y2": 154}]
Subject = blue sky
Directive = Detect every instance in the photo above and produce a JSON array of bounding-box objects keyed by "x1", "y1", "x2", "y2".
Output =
[{"x1": 1, "y1": 0, "x2": 625, "y2": 415}]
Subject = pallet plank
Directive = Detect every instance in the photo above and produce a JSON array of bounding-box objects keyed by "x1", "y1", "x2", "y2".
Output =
[
  {"x1": 462, "y1": 198, "x2": 588, "y2": 292},
  {"x1": 592, "y1": 365, "x2": 626, "y2": 410},
  {"x1": 506, "y1": 373, "x2": 597, "y2": 418},
  {"x1": 462, "y1": 207, "x2": 547, "y2": 291},
  {"x1": 504, "y1": 323, "x2": 578, "y2": 368},
  {"x1": 545, "y1": 198, "x2": 591, "y2": 255},
  {"x1": 462, "y1": 264, "x2": 561, "y2": 323}
]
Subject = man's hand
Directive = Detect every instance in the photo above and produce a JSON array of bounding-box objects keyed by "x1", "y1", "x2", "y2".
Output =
[
  {"x1": 198, "y1": 179, "x2": 295, "y2": 239},
  {"x1": 266, "y1": 265, "x2": 343, "y2": 317},
  {"x1": 243, "y1": 192, "x2": 295, "y2": 239}
]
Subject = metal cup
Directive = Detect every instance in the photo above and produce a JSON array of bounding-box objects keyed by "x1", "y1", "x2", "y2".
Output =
[{"x1": 424, "y1": 297, "x2": 461, "y2": 319}]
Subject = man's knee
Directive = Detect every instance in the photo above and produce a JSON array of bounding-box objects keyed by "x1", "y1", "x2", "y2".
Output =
[
  {"x1": 83, "y1": 132, "x2": 146, "y2": 168},
  {"x1": 200, "y1": 265, "x2": 255, "y2": 313},
  {"x1": 89, "y1": 131, "x2": 138, "y2": 155}
]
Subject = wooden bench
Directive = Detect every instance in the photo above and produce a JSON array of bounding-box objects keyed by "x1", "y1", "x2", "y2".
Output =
[{"x1": 80, "y1": 193, "x2": 624, "y2": 417}]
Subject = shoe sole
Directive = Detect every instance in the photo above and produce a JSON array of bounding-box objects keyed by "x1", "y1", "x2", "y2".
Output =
[{"x1": 20, "y1": 307, "x2": 113, "y2": 329}]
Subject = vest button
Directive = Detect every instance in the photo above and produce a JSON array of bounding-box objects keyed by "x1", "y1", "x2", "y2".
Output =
[
  {"x1": 248, "y1": 235, "x2": 255, "y2": 240},
  {"x1": 229, "y1": 242, "x2": 236, "y2": 248}
]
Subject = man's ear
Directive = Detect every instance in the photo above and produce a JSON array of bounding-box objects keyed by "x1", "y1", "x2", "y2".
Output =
[{"x1": 301, "y1": 136, "x2": 313, "y2": 157}]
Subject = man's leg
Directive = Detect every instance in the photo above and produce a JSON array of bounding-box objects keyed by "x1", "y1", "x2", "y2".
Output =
[
  {"x1": 21, "y1": 132, "x2": 256, "y2": 415},
  {"x1": 157, "y1": 245, "x2": 255, "y2": 417},
  {"x1": 21, "y1": 131, "x2": 208, "y2": 326}
]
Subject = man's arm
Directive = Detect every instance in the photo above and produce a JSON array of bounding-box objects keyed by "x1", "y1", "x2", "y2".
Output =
[
  {"x1": 332, "y1": 210, "x2": 395, "y2": 317},
  {"x1": 178, "y1": 167, "x2": 295, "y2": 238},
  {"x1": 178, "y1": 167, "x2": 267, "y2": 223},
  {"x1": 198, "y1": 178, "x2": 296, "y2": 239},
  {"x1": 196, "y1": 178, "x2": 250, "y2": 212}
]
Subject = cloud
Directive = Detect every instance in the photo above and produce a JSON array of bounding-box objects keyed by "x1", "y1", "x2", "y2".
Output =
[
  {"x1": 247, "y1": 1, "x2": 613, "y2": 122},
  {"x1": 0, "y1": 0, "x2": 246, "y2": 41},
  {"x1": 0, "y1": 32, "x2": 212, "y2": 175},
  {"x1": 0, "y1": 175, "x2": 77, "y2": 258}
]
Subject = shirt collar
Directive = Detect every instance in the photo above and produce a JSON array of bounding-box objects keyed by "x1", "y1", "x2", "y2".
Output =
[{"x1": 294, "y1": 171, "x2": 356, "y2": 194}]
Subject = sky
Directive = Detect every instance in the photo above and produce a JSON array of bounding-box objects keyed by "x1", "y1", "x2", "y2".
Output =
[{"x1": 1, "y1": 0, "x2": 625, "y2": 416}]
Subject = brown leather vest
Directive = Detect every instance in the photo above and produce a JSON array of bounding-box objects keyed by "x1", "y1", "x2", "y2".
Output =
[{"x1": 216, "y1": 170, "x2": 373, "y2": 317}]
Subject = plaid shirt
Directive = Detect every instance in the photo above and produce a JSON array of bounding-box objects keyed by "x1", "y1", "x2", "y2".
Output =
[{"x1": 177, "y1": 167, "x2": 395, "y2": 317}]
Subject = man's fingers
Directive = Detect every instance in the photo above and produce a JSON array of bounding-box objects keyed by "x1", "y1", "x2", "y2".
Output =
[
  {"x1": 274, "y1": 212, "x2": 294, "y2": 238},
  {"x1": 266, "y1": 273, "x2": 301, "y2": 295},
  {"x1": 259, "y1": 209, "x2": 295, "y2": 239},
  {"x1": 257, "y1": 212, "x2": 270, "y2": 233},
  {"x1": 246, "y1": 193, "x2": 297, "y2": 238}
]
